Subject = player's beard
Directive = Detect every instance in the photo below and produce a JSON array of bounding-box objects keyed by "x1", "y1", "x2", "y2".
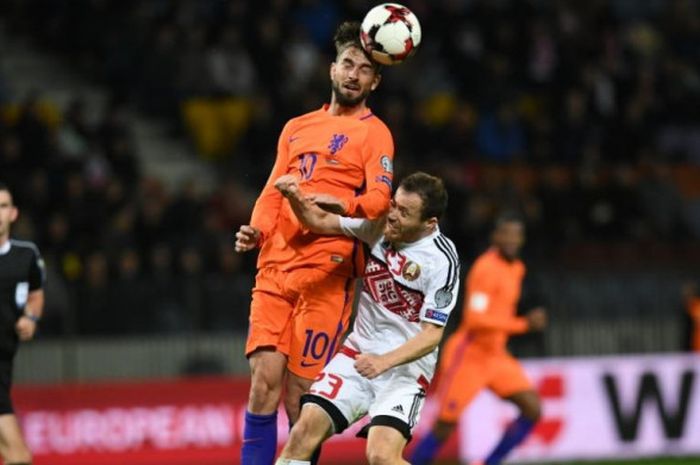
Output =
[{"x1": 332, "y1": 81, "x2": 370, "y2": 108}]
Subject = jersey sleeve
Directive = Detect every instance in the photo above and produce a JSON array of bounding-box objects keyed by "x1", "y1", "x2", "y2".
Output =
[
  {"x1": 249, "y1": 120, "x2": 293, "y2": 245},
  {"x1": 465, "y1": 261, "x2": 528, "y2": 334},
  {"x1": 420, "y1": 247, "x2": 461, "y2": 327},
  {"x1": 344, "y1": 122, "x2": 394, "y2": 219},
  {"x1": 338, "y1": 216, "x2": 384, "y2": 245},
  {"x1": 28, "y1": 246, "x2": 46, "y2": 291}
]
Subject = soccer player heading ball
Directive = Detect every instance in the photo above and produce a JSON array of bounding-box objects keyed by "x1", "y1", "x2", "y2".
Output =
[{"x1": 235, "y1": 20, "x2": 394, "y2": 465}]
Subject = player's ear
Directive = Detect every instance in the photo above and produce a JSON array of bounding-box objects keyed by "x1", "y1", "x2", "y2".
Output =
[
  {"x1": 9, "y1": 206, "x2": 18, "y2": 223},
  {"x1": 424, "y1": 216, "x2": 438, "y2": 232},
  {"x1": 330, "y1": 61, "x2": 337, "y2": 81},
  {"x1": 371, "y1": 73, "x2": 381, "y2": 91}
]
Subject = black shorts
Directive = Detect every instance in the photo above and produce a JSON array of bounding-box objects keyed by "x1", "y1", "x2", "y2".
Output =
[{"x1": 0, "y1": 359, "x2": 14, "y2": 414}]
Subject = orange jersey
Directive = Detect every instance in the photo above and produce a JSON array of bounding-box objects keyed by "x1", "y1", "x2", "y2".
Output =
[
  {"x1": 688, "y1": 298, "x2": 700, "y2": 352},
  {"x1": 458, "y1": 248, "x2": 528, "y2": 353},
  {"x1": 250, "y1": 105, "x2": 394, "y2": 277}
]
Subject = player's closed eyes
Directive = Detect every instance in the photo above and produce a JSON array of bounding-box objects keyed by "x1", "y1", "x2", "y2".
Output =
[{"x1": 342, "y1": 60, "x2": 373, "y2": 77}]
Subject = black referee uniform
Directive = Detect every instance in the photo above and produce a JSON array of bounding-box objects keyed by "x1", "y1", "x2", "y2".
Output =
[{"x1": 0, "y1": 239, "x2": 45, "y2": 414}]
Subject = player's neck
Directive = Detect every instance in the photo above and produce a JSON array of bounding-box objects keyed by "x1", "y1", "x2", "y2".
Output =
[
  {"x1": 0, "y1": 235, "x2": 9, "y2": 251},
  {"x1": 496, "y1": 248, "x2": 518, "y2": 263},
  {"x1": 327, "y1": 99, "x2": 369, "y2": 118}
]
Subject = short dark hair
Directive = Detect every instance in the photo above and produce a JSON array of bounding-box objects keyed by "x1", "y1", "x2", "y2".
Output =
[
  {"x1": 0, "y1": 182, "x2": 12, "y2": 206},
  {"x1": 333, "y1": 21, "x2": 382, "y2": 72},
  {"x1": 399, "y1": 172, "x2": 448, "y2": 221},
  {"x1": 494, "y1": 211, "x2": 524, "y2": 229}
]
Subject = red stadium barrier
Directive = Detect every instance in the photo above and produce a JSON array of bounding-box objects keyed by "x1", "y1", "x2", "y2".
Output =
[{"x1": 12, "y1": 377, "x2": 457, "y2": 465}]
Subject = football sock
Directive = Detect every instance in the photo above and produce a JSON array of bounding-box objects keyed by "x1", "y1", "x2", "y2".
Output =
[
  {"x1": 242, "y1": 410, "x2": 278, "y2": 465},
  {"x1": 484, "y1": 415, "x2": 536, "y2": 465},
  {"x1": 410, "y1": 430, "x2": 444, "y2": 465}
]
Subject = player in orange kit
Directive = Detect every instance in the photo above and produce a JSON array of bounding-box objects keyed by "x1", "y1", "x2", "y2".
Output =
[
  {"x1": 234, "y1": 21, "x2": 394, "y2": 465},
  {"x1": 682, "y1": 282, "x2": 700, "y2": 352},
  {"x1": 411, "y1": 213, "x2": 547, "y2": 465}
]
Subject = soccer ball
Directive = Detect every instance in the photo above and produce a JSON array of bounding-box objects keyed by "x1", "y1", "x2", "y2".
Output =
[{"x1": 360, "y1": 3, "x2": 422, "y2": 66}]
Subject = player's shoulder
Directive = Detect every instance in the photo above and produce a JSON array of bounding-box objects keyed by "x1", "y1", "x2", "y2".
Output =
[
  {"x1": 286, "y1": 108, "x2": 326, "y2": 127},
  {"x1": 472, "y1": 249, "x2": 499, "y2": 271},
  {"x1": 363, "y1": 113, "x2": 392, "y2": 139},
  {"x1": 426, "y1": 233, "x2": 459, "y2": 271},
  {"x1": 9, "y1": 239, "x2": 41, "y2": 257}
]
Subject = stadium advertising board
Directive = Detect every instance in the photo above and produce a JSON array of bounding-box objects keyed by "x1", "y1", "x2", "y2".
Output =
[
  {"x1": 457, "y1": 353, "x2": 700, "y2": 462},
  {"x1": 10, "y1": 353, "x2": 700, "y2": 464}
]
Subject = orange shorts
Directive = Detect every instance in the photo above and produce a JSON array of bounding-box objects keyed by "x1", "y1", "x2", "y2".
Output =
[
  {"x1": 435, "y1": 331, "x2": 533, "y2": 423},
  {"x1": 246, "y1": 267, "x2": 355, "y2": 379}
]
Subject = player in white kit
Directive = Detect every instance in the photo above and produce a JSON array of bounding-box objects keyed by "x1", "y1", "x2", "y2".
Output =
[{"x1": 273, "y1": 172, "x2": 460, "y2": 465}]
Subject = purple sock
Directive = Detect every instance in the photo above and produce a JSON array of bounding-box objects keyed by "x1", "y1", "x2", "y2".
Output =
[
  {"x1": 410, "y1": 431, "x2": 444, "y2": 465},
  {"x1": 241, "y1": 410, "x2": 277, "y2": 465},
  {"x1": 485, "y1": 415, "x2": 536, "y2": 465}
]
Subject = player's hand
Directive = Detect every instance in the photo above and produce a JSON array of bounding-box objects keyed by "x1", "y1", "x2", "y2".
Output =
[
  {"x1": 354, "y1": 353, "x2": 390, "y2": 379},
  {"x1": 235, "y1": 225, "x2": 261, "y2": 253},
  {"x1": 526, "y1": 307, "x2": 547, "y2": 331},
  {"x1": 274, "y1": 174, "x2": 300, "y2": 198},
  {"x1": 308, "y1": 193, "x2": 347, "y2": 215},
  {"x1": 15, "y1": 316, "x2": 37, "y2": 341}
]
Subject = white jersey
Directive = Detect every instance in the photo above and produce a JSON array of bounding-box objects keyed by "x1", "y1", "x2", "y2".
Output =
[{"x1": 338, "y1": 217, "x2": 460, "y2": 382}]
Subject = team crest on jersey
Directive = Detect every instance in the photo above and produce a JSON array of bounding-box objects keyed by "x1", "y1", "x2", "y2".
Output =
[
  {"x1": 402, "y1": 261, "x2": 421, "y2": 281},
  {"x1": 380, "y1": 155, "x2": 393, "y2": 173},
  {"x1": 328, "y1": 134, "x2": 349, "y2": 155}
]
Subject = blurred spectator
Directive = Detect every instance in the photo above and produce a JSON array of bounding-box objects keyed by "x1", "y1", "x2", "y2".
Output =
[{"x1": 77, "y1": 251, "x2": 111, "y2": 334}]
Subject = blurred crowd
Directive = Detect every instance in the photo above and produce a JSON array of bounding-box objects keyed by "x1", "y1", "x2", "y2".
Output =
[
  {"x1": 1, "y1": 0, "x2": 699, "y2": 336},
  {"x1": 0, "y1": 95, "x2": 255, "y2": 335}
]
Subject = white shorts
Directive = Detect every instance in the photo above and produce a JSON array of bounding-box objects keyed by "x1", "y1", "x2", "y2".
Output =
[{"x1": 300, "y1": 346, "x2": 430, "y2": 440}]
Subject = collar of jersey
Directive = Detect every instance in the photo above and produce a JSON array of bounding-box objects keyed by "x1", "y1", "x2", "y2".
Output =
[
  {"x1": 0, "y1": 241, "x2": 10, "y2": 255},
  {"x1": 322, "y1": 104, "x2": 373, "y2": 120}
]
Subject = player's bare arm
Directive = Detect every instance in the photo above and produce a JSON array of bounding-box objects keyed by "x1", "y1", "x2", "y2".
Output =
[
  {"x1": 15, "y1": 289, "x2": 43, "y2": 341},
  {"x1": 234, "y1": 225, "x2": 261, "y2": 253},
  {"x1": 354, "y1": 322, "x2": 444, "y2": 379},
  {"x1": 306, "y1": 193, "x2": 347, "y2": 215},
  {"x1": 274, "y1": 175, "x2": 344, "y2": 235}
]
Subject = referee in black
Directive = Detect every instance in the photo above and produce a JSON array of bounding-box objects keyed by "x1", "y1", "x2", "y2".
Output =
[{"x1": 0, "y1": 183, "x2": 45, "y2": 465}]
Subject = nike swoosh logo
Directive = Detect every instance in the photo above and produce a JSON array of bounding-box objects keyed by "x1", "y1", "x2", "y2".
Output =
[
  {"x1": 289, "y1": 136, "x2": 301, "y2": 143},
  {"x1": 300, "y1": 360, "x2": 319, "y2": 368}
]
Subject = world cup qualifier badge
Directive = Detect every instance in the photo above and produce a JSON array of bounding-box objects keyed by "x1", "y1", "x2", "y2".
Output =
[
  {"x1": 380, "y1": 155, "x2": 393, "y2": 173},
  {"x1": 402, "y1": 261, "x2": 421, "y2": 281},
  {"x1": 434, "y1": 288, "x2": 453, "y2": 308}
]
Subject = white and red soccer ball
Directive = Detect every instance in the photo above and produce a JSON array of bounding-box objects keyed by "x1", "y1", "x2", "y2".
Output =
[{"x1": 360, "y1": 3, "x2": 422, "y2": 66}]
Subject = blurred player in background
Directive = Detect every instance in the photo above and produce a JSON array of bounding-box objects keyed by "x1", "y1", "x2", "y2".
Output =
[
  {"x1": 411, "y1": 213, "x2": 547, "y2": 465},
  {"x1": 0, "y1": 183, "x2": 45, "y2": 465},
  {"x1": 273, "y1": 171, "x2": 459, "y2": 465},
  {"x1": 682, "y1": 282, "x2": 700, "y2": 352},
  {"x1": 234, "y1": 21, "x2": 394, "y2": 465}
]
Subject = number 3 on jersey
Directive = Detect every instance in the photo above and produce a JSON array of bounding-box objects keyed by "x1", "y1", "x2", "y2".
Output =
[
  {"x1": 309, "y1": 372, "x2": 343, "y2": 400},
  {"x1": 299, "y1": 153, "x2": 317, "y2": 180}
]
